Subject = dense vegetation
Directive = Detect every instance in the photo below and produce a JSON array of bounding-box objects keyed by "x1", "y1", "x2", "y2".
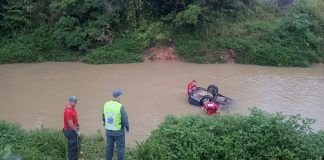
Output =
[
  {"x1": 129, "y1": 108, "x2": 324, "y2": 159},
  {"x1": 1, "y1": 108, "x2": 324, "y2": 159},
  {"x1": 0, "y1": 0, "x2": 323, "y2": 66},
  {"x1": 0, "y1": 121, "x2": 105, "y2": 159}
]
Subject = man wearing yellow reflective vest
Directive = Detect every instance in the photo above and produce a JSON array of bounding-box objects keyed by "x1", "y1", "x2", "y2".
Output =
[{"x1": 103, "y1": 89, "x2": 129, "y2": 160}]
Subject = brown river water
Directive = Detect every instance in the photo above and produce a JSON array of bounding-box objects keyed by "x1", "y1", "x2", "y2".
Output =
[{"x1": 0, "y1": 62, "x2": 323, "y2": 146}]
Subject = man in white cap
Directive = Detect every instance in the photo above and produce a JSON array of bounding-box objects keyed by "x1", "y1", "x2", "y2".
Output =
[{"x1": 103, "y1": 89, "x2": 129, "y2": 160}]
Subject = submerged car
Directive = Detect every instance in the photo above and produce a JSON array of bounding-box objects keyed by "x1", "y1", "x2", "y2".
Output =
[{"x1": 188, "y1": 85, "x2": 232, "y2": 112}]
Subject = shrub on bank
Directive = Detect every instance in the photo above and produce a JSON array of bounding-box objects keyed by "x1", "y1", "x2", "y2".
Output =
[
  {"x1": 83, "y1": 38, "x2": 144, "y2": 64},
  {"x1": 128, "y1": 108, "x2": 324, "y2": 159},
  {"x1": 0, "y1": 121, "x2": 106, "y2": 160},
  {"x1": 0, "y1": 38, "x2": 39, "y2": 64},
  {"x1": 175, "y1": 40, "x2": 206, "y2": 61},
  {"x1": 0, "y1": 29, "x2": 81, "y2": 64},
  {"x1": 0, "y1": 121, "x2": 67, "y2": 159}
]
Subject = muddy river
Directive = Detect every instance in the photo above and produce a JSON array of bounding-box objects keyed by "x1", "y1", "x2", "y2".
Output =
[{"x1": 0, "y1": 62, "x2": 323, "y2": 146}]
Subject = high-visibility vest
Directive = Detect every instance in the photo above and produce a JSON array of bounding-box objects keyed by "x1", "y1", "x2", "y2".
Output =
[{"x1": 103, "y1": 100, "x2": 122, "y2": 130}]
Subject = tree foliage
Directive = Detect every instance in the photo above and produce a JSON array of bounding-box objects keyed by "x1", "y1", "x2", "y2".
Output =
[
  {"x1": 174, "y1": 4, "x2": 202, "y2": 28},
  {"x1": 0, "y1": 0, "x2": 323, "y2": 65}
]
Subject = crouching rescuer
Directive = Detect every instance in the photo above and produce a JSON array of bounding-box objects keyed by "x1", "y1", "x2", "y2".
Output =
[
  {"x1": 187, "y1": 80, "x2": 197, "y2": 95},
  {"x1": 202, "y1": 99, "x2": 219, "y2": 116},
  {"x1": 103, "y1": 89, "x2": 129, "y2": 160}
]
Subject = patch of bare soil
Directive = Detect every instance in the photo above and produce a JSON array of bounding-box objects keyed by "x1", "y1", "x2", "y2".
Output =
[
  {"x1": 144, "y1": 44, "x2": 236, "y2": 63},
  {"x1": 144, "y1": 44, "x2": 178, "y2": 62},
  {"x1": 218, "y1": 49, "x2": 236, "y2": 63},
  {"x1": 203, "y1": 49, "x2": 236, "y2": 63}
]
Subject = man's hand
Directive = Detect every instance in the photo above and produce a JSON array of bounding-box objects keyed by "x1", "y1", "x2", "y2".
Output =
[{"x1": 76, "y1": 130, "x2": 81, "y2": 137}]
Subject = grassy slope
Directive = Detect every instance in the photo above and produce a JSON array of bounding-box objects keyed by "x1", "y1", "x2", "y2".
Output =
[{"x1": 1, "y1": 108, "x2": 324, "y2": 159}]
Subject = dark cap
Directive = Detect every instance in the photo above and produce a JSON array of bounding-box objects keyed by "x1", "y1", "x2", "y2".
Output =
[{"x1": 113, "y1": 89, "x2": 122, "y2": 98}]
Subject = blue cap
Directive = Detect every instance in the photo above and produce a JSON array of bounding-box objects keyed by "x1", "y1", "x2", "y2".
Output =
[
  {"x1": 113, "y1": 89, "x2": 122, "y2": 98},
  {"x1": 69, "y1": 96, "x2": 78, "y2": 103}
]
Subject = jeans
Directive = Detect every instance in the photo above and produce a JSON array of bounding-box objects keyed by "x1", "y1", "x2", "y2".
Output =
[
  {"x1": 106, "y1": 132, "x2": 125, "y2": 160},
  {"x1": 63, "y1": 129, "x2": 79, "y2": 160}
]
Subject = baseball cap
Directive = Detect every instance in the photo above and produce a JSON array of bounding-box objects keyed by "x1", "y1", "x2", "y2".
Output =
[
  {"x1": 112, "y1": 89, "x2": 122, "y2": 98},
  {"x1": 69, "y1": 96, "x2": 78, "y2": 103}
]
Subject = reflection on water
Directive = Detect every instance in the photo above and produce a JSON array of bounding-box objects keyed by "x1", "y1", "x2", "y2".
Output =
[{"x1": 0, "y1": 62, "x2": 323, "y2": 146}]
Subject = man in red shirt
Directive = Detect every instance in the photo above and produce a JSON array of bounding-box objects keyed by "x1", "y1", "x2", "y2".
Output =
[
  {"x1": 187, "y1": 80, "x2": 197, "y2": 95},
  {"x1": 202, "y1": 100, "x2": 219, "y2": 116},
  {"x1": 63, "y1": 96, "x2": 80, "y2": 160}
]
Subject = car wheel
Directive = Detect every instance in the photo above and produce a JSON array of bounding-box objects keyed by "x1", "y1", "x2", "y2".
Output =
[{"x1": 207, "y1": 85, "x2": 219, "y2": 97}]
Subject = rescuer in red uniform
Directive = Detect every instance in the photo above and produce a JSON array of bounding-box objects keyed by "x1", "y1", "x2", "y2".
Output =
[
  {"x1": 202, "y1": 99, "x2": 219, "y2": 116},
  {"x1": 187, "y1": 80, "x2": 197, "y2": 95}
]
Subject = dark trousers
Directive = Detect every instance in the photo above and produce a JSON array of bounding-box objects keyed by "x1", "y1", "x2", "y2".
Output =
[
  {"x1": 106, "y1": 133, "x2": 125, "y2": 160},
  {"x1": 63, "y1": 129, "x2": 79, "y2": 160}
]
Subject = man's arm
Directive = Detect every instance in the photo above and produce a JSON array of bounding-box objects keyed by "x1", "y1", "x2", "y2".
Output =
[
  {"x1": 65, "y1": 110, "x2": 78, "y2": 132},
  {"x1": 120, "y1": 106, "x2": 129, "y2": 132},
  {"x1": 67, "y1": 120, "x2": 78, "y2": 132},
  {"x1": 102, "y1": 111, "x2": 105, "y2": 126}
]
